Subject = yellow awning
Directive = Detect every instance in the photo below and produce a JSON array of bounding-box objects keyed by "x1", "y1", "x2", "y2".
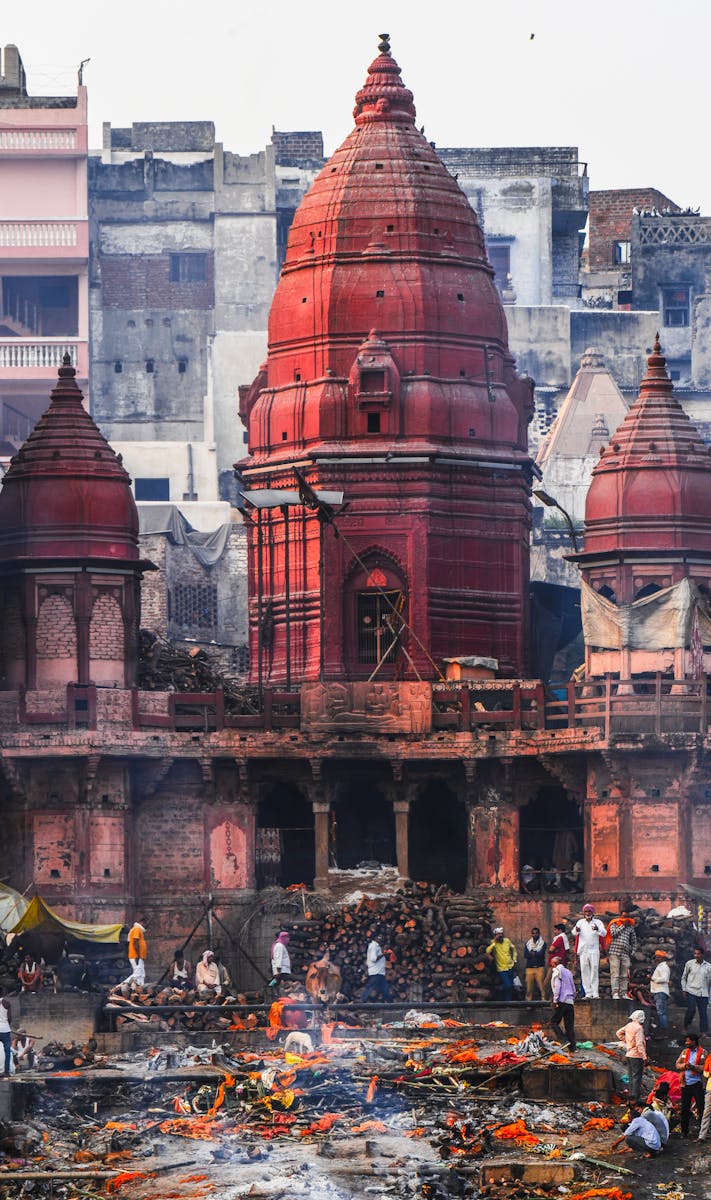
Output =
[{"x1": 9, "y1": 894, "x2": 122, "y2": 944}]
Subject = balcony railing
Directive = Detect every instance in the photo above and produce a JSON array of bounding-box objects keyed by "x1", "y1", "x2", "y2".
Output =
[
  {"x1": 0, "y1": 221, "x2": 81, "y2": 248},
  {"x1": 0, "y1": 339, "x2": 82, "y2": 369},
  {"x1": 0, "y1": 128, "x2": 78, "y2": 152}
]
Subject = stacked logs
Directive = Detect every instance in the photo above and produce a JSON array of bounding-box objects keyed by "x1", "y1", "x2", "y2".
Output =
[
  {"x1": 39, "y1": 1038, "x2": 98, "y2": 1070},
  {"x1": 106, "y1": 986, "x2": 263, "y2": 1032},
  {"x1": 138, "y1": 629, "x2": 258, "y2": 713},
  {"x1": 284, "y1": 882, "x2": 497, "y2": 1003}
]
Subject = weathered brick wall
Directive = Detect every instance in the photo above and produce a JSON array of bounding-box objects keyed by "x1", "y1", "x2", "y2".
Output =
[
  {"x1": 588, "y1": 188, "x2": 679, "y2": 269},
  {"x1": 96, "y1": 689, "x2": 133, "y2": 727},
  {"x1": 100, "y1": 254, "x2": 214, "y2": 310},
  {"x1": 136, "y1": 690, "x2": 170, "y2": 714},
  {"x1": 272, "y1": 129, "x2": 324, "y2": 164},
  {"x1": 139, "y1": 536, "x2": 167, "y2": 631},
  {"x1": 24, "y1": 687, "x2": 66, "y2": 715},
  {"x1": 137, "y1": 764, "x2": 206, "y2": 894},
  {"x1": 36, "y1": 594, "x2": 76, "y2": 660},
  {"x1": 89, "y1": 593, "x2": 124, "y2": 660}
]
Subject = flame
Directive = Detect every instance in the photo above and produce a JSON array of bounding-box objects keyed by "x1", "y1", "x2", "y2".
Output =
[{"x1": 365, "y1": 1074, "x2": 378, "y2": 1104}]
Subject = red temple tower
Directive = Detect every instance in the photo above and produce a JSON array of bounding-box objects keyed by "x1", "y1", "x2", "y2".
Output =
[
  {"x1": 0, "y1": 356, "x2": 148, "y2": 693},
  {"x1": 239, "y1": 35, "x2": 534, "y2": 685}
]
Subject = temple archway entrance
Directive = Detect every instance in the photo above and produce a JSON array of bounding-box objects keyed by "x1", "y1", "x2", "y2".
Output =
[
  {"x1": 409, "y1": 782, "x2": 467, "y2": 892},
  {"x1": 518, "y1": 786, "x2": 583, "y2": 893},
  {"x1": 332, "y1": 781, "x2": 395, "y2": 868},
  {"x1": 257, "y1": 783, "x2": 314, "y2": 888}
]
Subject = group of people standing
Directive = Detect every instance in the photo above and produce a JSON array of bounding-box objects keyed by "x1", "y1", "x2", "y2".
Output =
[{"x1": 487, "y1": 906, "x2": 711, "y2": 1036}]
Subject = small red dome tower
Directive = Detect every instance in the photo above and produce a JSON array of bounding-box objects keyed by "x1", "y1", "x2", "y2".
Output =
[
  {"x1": 238, "y1": 36, "x2": 534, "y2": 683},
  {"x1": 577, "y1": 337, "x2": 711, "y2": 681},
  {"x1": 0, "y1": 356, "x2": 148, "y2": 690}
]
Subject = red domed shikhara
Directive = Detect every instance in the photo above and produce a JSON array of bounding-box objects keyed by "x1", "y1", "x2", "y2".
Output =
[
  {"x1": 238, "y1": 37, "x2": 534, "y2": 683},
  {"x1": 0, "y1": 355, "x2": 140, "y2": 562},
  {"x1": 583, "y1": 337, "x2": 711, "y2": 555},
  {"x1": 242, "y1": 34, "x2": 528, "y2": 462}
]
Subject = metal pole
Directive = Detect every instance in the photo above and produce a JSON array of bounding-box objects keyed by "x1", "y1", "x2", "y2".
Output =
[
  {"x1": 257, "y1": 509, "x2": 264, "y2": 704},
  {"x1": 282, "y1": 504, "x2": 291, "y2": 691}
]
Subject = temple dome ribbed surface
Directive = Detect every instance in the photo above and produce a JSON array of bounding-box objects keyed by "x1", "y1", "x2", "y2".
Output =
[
  {"x1": 0, "y1": 356, "x2": 139, "y2": 562},
  {"x1": 583, "y1": 337, "x2": 711, "y2": 554}
]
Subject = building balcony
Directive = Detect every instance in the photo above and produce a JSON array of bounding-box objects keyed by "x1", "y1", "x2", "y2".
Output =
[
  {"x1": 0, "y1": 337, "x2": 88, "y2": 379},
  {"x1": 0, "y1": 126, "x2": 85, "y2": 156},
  {"x1": 0, "y1": 220, "x2": 88, "y2": 260}
]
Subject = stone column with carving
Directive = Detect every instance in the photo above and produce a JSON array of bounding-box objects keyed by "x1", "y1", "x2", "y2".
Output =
[
  {"x1": 463, "y1": 762, "x2": 478, "y2": 892},
  {"x1": 393, "y1": 798, "x2": 410, "y2": 881}
]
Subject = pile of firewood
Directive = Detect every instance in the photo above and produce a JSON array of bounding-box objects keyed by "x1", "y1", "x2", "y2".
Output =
[
  {"x1": 284, "y1": 882, "x2": 497, "y2": 1003},
  {"x1": 39, "y1": 1038, "x2": 98, "y2": 1070},
  {"x1": 138, "y1": 629, "x2": 259, "y2": 713},
  {"x1": 106, "y1": 985, "x2": 262, "y2": 1032}
]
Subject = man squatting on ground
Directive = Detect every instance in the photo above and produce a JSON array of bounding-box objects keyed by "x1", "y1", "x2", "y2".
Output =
[
  {"x1": 611, "y1": 1101, "x2": 668, "y2": 1156},
  {"x1": 571, "y1": 904, "x2": 606, "y2": 999}
]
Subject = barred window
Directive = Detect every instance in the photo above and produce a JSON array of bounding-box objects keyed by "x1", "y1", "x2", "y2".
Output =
[{"x1": 169, "y1": 583, "x2": 218, "y2": 629}]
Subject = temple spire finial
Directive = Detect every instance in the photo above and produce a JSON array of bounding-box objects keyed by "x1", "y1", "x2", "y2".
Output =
[{"x1": 378, "y1": 32, "x2": 391, "y2": 55}]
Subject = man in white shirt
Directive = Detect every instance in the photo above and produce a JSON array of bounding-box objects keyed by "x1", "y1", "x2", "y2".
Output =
[
  {"x1": 362, "y1": 934, "x2": 392, "y2": 1002},
  {"x1": 571, "y1": 904, "x2": 606, "y2": 999},
  {"x1": 650, "y1": 950, "x2": 671, "y2": 1030},
  {"x1": 681, "y1": 948, "x2": 711, "y2": 1034}
]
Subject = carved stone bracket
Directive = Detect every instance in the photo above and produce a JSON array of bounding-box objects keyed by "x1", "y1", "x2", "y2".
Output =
[
  {"x1": 82, "y1": 753, "x2": 103, "y2": 805},
  {"x1": 390, "y1": 759, "x2": 404, "y2": 784},
  {"x1": 600, "y1": 751, "x2": 630, "y2": 798},
  {"x1": 540, "y1": 754, "x2": 586, "y2": 800},
  {"x1": 136, "y1": 756, "x2": 173, "y2": 800},
  {"x1": 198, "y1": 756, "x2": 214, "y2": 787}
]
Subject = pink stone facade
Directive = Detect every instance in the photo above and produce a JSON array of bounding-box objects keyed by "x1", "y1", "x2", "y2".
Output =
[{"x1": 0, "y1": 46, "x2": 88, "y2": 452}]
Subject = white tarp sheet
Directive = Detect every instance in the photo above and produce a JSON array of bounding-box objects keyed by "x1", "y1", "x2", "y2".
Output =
[{"x1": 581, "y1": 577, "x2": 711, "y2": 650}]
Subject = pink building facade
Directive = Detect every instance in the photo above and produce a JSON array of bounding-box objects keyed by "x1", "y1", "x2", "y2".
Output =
[{"x1": 0, "y1": 45, "x2": 88, "y2": 456}]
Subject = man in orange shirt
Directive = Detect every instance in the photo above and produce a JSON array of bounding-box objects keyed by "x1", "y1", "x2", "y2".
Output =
[{"x1": 122, "y1": 918, "x2": 147, "y2": 989}]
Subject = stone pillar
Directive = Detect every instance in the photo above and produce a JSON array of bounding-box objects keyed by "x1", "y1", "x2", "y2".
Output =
[
  {"x1": 393, "y1": 799, "x2": 410, "y2": 881},
  {"x1": 312, "y1": 800, "x2": 330, "y2": 891}
]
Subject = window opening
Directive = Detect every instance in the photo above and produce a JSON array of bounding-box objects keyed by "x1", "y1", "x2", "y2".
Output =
[
  {"x1": 135, "y1": 477, "x2": 170, "y2": 501},
  {"x1": 169, "y1": 582, "x2": 218, "y2": 630},
  {"x1": 662, "y1": 286, "x2": 690, "y2": 327},
  {"x1": 169, "y1": 253, "x2": 207, "y2": 283},
  {"x1": 357, "y1": 589, "x2": 402, "y2": 664}
]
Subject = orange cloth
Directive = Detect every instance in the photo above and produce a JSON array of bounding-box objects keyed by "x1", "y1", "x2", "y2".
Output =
[{"x1": 127, "y1": 923, "x2": 147, "y2": 961}]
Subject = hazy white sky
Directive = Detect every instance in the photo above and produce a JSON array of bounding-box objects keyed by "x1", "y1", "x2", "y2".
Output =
[{"x1": 6, "y1": 0, "x2": 710, "y2": 210}]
